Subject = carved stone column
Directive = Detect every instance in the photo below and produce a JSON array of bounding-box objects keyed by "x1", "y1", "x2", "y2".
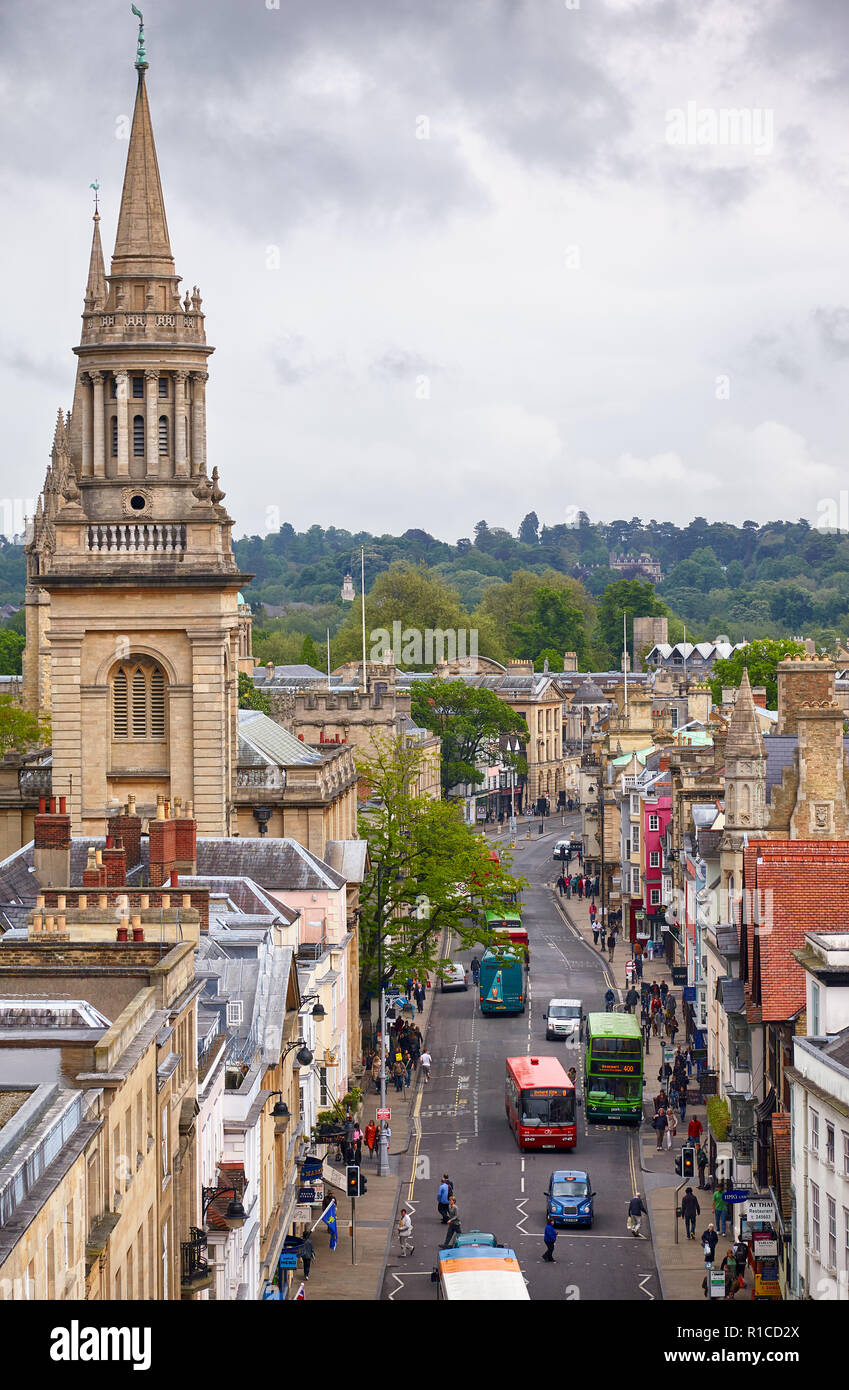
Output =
[
  {"x1": 115, "y1": 370, "x2": 129, "y2": 477},
  {"x1": 145, "y1": 370, "x2": 159, "y2": 476},
  {"x1": 91, "y1": 371, "x2": 105, "y2": 477},
  {"x1": 80, "y1": 373, "x2": 92, "y2": 477},
  {"x1": 191, "y1": 371, "x2": 208, "y2": 475},
  {"x1": 174, "y1": 370, "x2": 189, "y2": 477}
]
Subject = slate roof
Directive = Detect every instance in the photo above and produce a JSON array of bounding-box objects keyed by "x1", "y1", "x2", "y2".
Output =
[
  {"x1": 238, "y1": 709, "x2": 323, "y2": 767},
  {"x1": 571, "y1": 679, "x2": 607, "y2": 705},
  {"x1": 254, "y1": 664, "x2": 326, "y2": 685},
  {"x1": 718, "y1": 977, "x2": 746, "y2": 1013},
  {"x1": 765, "y1": 734, "x2": 849, "y2": 799},
  {"x1": 196, "y1": 838, "x2": 346, "y2": 892},
  {"x1": 696, "y1": 829, "x2": 722, "y2": 859},
  {"x1": 823, "y1": 1029, "x2": 849, "y2": 1072},
  {"x1": 715, "y1": 926, "x2": 740, "y2": 958}
]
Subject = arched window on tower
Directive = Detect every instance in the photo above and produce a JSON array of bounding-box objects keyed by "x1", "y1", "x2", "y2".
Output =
[
  {"x1": 133, "y1": 415, "x2": 145, "y2": 457},
  {"x1": 158, "y1": 416, "x2": 169, "y2": 455},
  {"x1": 111, "y1": 659, "x2": 168, "y2": 742}
]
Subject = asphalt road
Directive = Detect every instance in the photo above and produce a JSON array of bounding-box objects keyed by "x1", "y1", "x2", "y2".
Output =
[{"x1": 381, "y1": 817, "x2": 662, "y2": 1302}]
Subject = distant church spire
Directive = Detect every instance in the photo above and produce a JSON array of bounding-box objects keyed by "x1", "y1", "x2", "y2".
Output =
[
  {"x1": 111, "y1": 23, "x2": 174, "y2": 279},
  {"x1": 84, "y1": 207, "x2": 107, "y2": 311},
  {"x1": 726, "y1": 666, "x2": 764, "y2": 760}
]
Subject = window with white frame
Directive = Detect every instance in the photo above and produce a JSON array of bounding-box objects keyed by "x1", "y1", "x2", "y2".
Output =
[
  {"x1": 649, "y1": 813, "x2": 659, "y2": 831},
  {"x1": 670, "y1": 707, "x2": 679, "y2": 729},
  {"x1": 828, "y1": 1196, "x2": 837, "y2": 1269},
  {"x1": 811, "y1": 1109, "x2": 820, "y2": 1154},
  {"x1": 826, "y1": 1123, "x2": 835, "y2": 1166},
  {"x1": 319, "y1": 1066, "x2": 330, "y2": 1106},
  {"x1": 811, "y1": 983, "x2": 821, "y2": 1035},
  {"x1": 811, "y1": 1182, "x2": 821, "y2": 1254},
  {"x1": 650, "y1": 888, "x2": 661, "y2": 906},
  {"x1": 649, "y1": 851, "x2": 660, "y2": 868},
  {"x1": 632, "y1": 867, "x2": 641, "y2": 896},
  {"x1": 843, "y1": 1132, "x2": 849, "y2": 1177},
  {"x1": 630, "y1": 794, "x2": 640, "y2": 816},
  {"x1": 844, "y1": 1207, "x2": 849, "y2": 1274},
  {"x1": 161, "y1": 1103, "x2": 169, "y2": 1182},
  {"x1": 632, "y1": 825, "x2": 640, "y2": 853},
  {"x1": 226, "y1": 1001, "x2": 243, "y2": 1027}
]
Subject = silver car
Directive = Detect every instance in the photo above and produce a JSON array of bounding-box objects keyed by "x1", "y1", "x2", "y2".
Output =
[
  {"x1": 440, "y1": 964, "x2": 468, "y2": 992},
  {"x1": 545, "y1": 998, "x2": 583, "y2": 1041}
]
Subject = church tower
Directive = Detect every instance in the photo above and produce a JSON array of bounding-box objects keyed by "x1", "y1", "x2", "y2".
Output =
[
  {"x1": 719, "y1": 666, "x2": 766, "y2": 896},
  {"x1": 23, "y1": 23, "x2": 249, "y2": 835}
]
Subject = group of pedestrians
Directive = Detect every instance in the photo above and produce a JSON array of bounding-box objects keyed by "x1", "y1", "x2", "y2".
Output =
[
  {"x1": 591, "y1": 920, "x2": 619, "y2": 959},
  {"x1": 699, "y1": 1223, "x2": 750, "y2": 1298},
  {"x1": 367, "y1": 1015, "x2": 425, "y2": 1095},
  {"x1": 640, "y1": 981, "x2": 680, "y2": 1049},
  {"x1": 399, "y1": 1171, "x2": 461, "y2": 1258},
  {"x1": 556, "y1": 870, "x2": 598, "y2": 901}
]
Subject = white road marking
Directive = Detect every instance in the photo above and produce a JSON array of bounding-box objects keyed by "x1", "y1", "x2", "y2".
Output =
[{"x1": 638, "y1": 1272, "x2": 655, "y2": 1299}]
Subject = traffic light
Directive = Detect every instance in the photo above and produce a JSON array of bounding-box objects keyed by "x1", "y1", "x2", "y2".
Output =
[
  {"x1": 674, "y1": 1154, "x2": 682, "y2": 1176},
  {"x1": 357, "y1": 1171, "x2": 367, "y2": 1196},
  {"x1": 682, "y1": 1146, "x2": 696, "y2": 1179},
  {"x1": 346, "y1": 1164, "x2": 360, "y2": 1197}
]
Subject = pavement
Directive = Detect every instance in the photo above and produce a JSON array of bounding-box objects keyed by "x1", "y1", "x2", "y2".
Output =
[{"x1": 292, "y1": 813, "x2": 748, "y2": 1301}]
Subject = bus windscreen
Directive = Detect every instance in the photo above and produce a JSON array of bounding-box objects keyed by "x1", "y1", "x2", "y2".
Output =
[{"x1": 520, "y1": 1088, "x2": 575, "y2": 1126}]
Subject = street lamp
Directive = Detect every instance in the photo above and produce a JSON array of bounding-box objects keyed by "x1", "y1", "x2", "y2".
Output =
[
  {"x1": 298, "y1": 995, "x2": 326, "y2": 1020},
  {"x1": 201, "y1": 1186, "x2": 247, "y2": 1230},
  {"x1": 280, "y1": 1038, "x2": 314, "y2": 1069},
  {"x1": 587, "y1": 781, "x2": 606, "y2": 929},
  {"x1": 267, "y1": 1091, "x2": 291, "y2": 1131}
]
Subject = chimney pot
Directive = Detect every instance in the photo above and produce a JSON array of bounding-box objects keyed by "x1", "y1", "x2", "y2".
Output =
[
  {"x1": 95, "y1": 849, "x2": 103, "y2": 866},
  {"x1": 79, "y1": 894, "x2": 87, "y2": 910},
  {"x1": 49, "y1": 797, "x2": 56, "y2": 814},
  {"x1": 59, "y1": 797, "x2": 66, "y2": 814},
  {"x1": 106, "y1": 834, "x2": 114, "y2": 849},
  {"x1": 38, "y1": 796, "x2": 46, "y2": 814}
]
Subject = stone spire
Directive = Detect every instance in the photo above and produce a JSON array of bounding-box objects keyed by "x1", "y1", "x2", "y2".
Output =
[
  {"x1": 84, "y1": 211, "x2": 107, "y2": 311},
  {"x1": 725, "y1": 666, "x2": 764, "y2": 760},
  {"x1": 111, "y1": 63, "x2": 174, "y2": 279}
]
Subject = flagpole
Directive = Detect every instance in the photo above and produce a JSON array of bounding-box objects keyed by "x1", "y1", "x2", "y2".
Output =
[
  {"x1": 361, "y1": 546, "x2": 367, "y2": 694},
  {"x1": 623, "y1": 611, "x2": 628, "y2": 706},
  {"x1": 311, "y1": 1199, "x2": 335, "y2": 1232}
]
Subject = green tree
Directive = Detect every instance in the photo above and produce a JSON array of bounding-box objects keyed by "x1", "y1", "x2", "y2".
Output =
[
  {"x1": 709, "y1": 638, "x2": 805, "y2": 708},
  {"x1": 299, "y1": 633, "x2": 321, "y2": 668},
  {"x1": 0, "y1": 697, "x2": 50, "y2": 755},
  {"x1": 509, "y1": 586, "x2": 587, "y2": 664},
  {"x1": 474, "y1": 569, "x2": 595, "y2": 657},
  {"x1": 332, "y1": 562, "x2": 471, "y2": 667},
  {"x1": 0, "y1": 630, "x2": 25, "y2": 675},
  {"x1": 410, "y1": 677, "x2": 528, "y2": 796},
  {"x1": 356, "y1": 734, "x2": 526, "y2": 997},
  {"x1": 595, "y1": 579, "x2": 669, "y2": 662},
  {"x1": 517, "y1": 511, "x2": 540, "y2": 545},
  {"x1": 237, "y1": 671, "x2": 271, "y2": 714}
]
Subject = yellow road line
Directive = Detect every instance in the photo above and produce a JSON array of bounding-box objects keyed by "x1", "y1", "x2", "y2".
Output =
[{"x1": 407, "y1": 1087, "x2": 423, "y2": 1202}]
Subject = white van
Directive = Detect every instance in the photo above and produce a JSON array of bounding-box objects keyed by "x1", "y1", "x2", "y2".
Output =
[{"x1": 545, "y1": 998, "x2": 583, "y2": 1041}]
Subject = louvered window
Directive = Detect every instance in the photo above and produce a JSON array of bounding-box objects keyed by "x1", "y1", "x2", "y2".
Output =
[
  {"x1": 150, "y1": 669, "x2": 165, "y2": 738},
  {"x1": 111, "y1": 417, "x2": 118, "y2": 456},
  {"x1": 133, "y1": 415, "x2": 145, "y2": 457},
  {"x1": 132, "y1": 376, "x2": 144, "y2": 399},
  {"x1": 113, "y1": 660, "x2": 168, "y2": 741},
  {"x1": 158, "y1": 377, "x2": 168, "y2": 399},
  {"x1": 113, "y1": 670, "x2": 128, "y2": 737},
  {"x1": 158, "y1": 416, "x2": 169, "y2": 455}
]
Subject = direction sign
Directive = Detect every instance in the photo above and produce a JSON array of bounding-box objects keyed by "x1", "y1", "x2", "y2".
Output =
[{"x1": 376, "y1": 1107, "x2": 391, "y2": 1120}]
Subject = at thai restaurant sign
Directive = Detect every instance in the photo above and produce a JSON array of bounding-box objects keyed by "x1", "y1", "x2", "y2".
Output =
[{"x1": 746, "y1": 1198, "x2": 775, "y2": 1223}]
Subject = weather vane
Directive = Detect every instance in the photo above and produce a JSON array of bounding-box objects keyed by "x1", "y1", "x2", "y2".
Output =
[
  {"x1": 89, "y1": 180, "x2": 100, "y2": 215},
  {"x1": 131, "y1": 5, "x2": 146, "y2": 67}
]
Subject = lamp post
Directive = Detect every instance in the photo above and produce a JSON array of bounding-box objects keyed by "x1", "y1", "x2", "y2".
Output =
[
  {"x1": 201, "y1": 1186, "x2": 247, "y2": 1230},
  {"x1": 588, "y1": 779, "x2": 606, "y2": 929},
  {"x1": 376, "y1": 862, "x2": 390, "y2": 1177}
]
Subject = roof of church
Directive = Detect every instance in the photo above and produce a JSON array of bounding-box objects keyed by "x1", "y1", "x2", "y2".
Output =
[{"x1": 725, "y1": 668, "x2": 765, "y2": 759}]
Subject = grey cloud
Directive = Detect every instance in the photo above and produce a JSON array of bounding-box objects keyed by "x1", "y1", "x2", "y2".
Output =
[{"x1": 814, "y1": 307, "x2": 849, "y2": 360}]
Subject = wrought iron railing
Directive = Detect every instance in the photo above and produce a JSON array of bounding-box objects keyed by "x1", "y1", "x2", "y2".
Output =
[{"x1": 181, "y1": 1228, "x2": 210, "y2": 1287}]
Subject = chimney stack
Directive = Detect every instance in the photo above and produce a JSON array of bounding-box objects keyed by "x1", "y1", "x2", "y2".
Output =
[
  {"x1": 110, "y1": 795, "x2": 143, "y2": 870},
  {"x1": 32, "y1": 798, "x2": 72, "y2": 889}
]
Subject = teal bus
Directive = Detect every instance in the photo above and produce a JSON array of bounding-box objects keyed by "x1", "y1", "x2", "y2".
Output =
[
  {"x1": 583, "y1": 1012, "x2": 643, "y2": 1123},
  {"x1": 480, "y1": 946, "x2": 526, "y2": 1015}
]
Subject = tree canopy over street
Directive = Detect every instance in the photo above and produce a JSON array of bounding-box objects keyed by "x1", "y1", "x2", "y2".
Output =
[{"x1": 410, "y1": 677, "x2": 528, "y2": 796}]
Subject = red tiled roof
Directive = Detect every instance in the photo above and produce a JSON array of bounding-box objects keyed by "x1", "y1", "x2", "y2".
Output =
[{"x1": 743, "y1": 840, "x2": 849, "y2": 1021}]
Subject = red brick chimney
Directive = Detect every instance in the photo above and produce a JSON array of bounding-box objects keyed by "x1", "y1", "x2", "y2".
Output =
[
  {"x1": 173, "y1": 798, "x2": 197, "y2": 875},
  {"x1": 109, "y1": 794, "x2": 142, "y2": 869},
  {"x1": 751, "y1": 687, "x2": 768, "y2": 709},
  {"x1": 149, "y1": 796, "x2": 177, "y2": 887},
  {"x1": 33, "y1": 798, "x2": 71, "y2": 889},
  {"x1": 102, "y1": 836, "x2": 128, "y2": 887}
]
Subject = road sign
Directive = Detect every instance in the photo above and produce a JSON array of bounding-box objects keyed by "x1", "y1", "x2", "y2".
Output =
[{"x1": 376, "y1": 1107, "x2": 391, "y2": 1120}]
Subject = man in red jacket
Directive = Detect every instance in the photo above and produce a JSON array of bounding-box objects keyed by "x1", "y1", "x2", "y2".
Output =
[{"x1": 688, "y1": 1116, "x2": 704, "y2": 1148}]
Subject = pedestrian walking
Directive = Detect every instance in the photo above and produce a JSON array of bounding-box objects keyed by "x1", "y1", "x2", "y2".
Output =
[
  {"x1": 681, "y1": 1187, "x2": 700, "y2": 1240},
  {"x1": 625, "y1": 986, "x2": 639, "y2": 1013},
  {"x1": 697, "y1": 1146, "x2": 709, "y2": 1190},
  {"x1": 592, "y1": 925, "x2": 600, "y2": 946},
  {"x1": 392, "y1": 1058, "x2": 405, "y2": 1093},
  {"x1": 437, "y1": 1174, "x2": 451, "y2": 1223},
  {"x1": 643, "y1": 1017, "x2": 652, "y2": 1051},
  {"x1": 300, "y1": 1233, "x2": 316, "y2": 1280},
  {"x1": 405, "y1": 976, "x2": 414, "y2": 1000},
  {"x1": 685, "y1": 1047, "x2": 693, "y2": 1078},
  {"x1": 687, "y1": 1115, "x2": 704, "y2": 1149},
  {"x1": 652, "y1": 1107, "x2": 668, "y2": 1150},
  {"x1": 635, "y1": 951, "x2": 643, "y2": 980},
  {"x1": 557, "y1": 874, "x2": 566, "y2": 896},
  {"x1": 565, "y1": 877, "x2": 572, "y2": 899},
  {"x1": 442, "y1": 1196, "x2": 461, "y2": 1247},
  {"x1": 420, "y1": 1049, "x2": 432, "y2": 1084},
  {"x1": 713, "y1": 1185, "x2": 728, "y2": 1236},
  {"x1": 700, "y1": 1224, "x2": 719, "y2": 1267},
  {"x1": 653, "y1": 1088, "x2": 668, "y2": 1114},
  {"x1": 398, "y1": 1208, "x2": 414, "y2": 1257},
  {"x1": 658, "y1": 1059, "x2": 672, "y2": 1088},
  {"x1": 577, "y1": 877, "x2": 584, "y2": 899},
  {"x1": 608, "y1": 931, "x2": 616, "y2": 961},
  {"x1": 678, "y1": 1085, "x2": 688, "y2": 1124},
  {"x1": 364, "y1": 1120, "x2": 377, "y2": 1160},
  {"x1": 542, "y1": 1219, "x2": 557, "y2": 1261},
  {"x1": 415, "y1": 984, "x2": 425, "y2": 1014},
  {"x1": 733, "y1": 1236, "x2": 749, "y2": 1288},
  {"x1": 371, "y1": 1051, "x2": 381, "y2": 1094},
  {"x1": 599, "y1": 927, "x2": 606, "y2": 951},
  {"x1": 627, "y1": 1193, "x2": 648, "y2": 1236},
  {"x1": 354, "y1": 1135, "x2": 363, "y2": 1165},
  {"x1": 668, "y1": 1016, "x2": 679, "y2": 1046},
  {"x1": 589, "y1": 902, "x2": 597, "y2": 924},
  {"x1": 471, "y1": 956, "x2": 480, "y2": 986}
]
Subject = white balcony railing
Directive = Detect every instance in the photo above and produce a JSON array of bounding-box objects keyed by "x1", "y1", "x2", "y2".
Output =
[{"x1": 87, "y1": 523, "x2": 186, "y2": 554}]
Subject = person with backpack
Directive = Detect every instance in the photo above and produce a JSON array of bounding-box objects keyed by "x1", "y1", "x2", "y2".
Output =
[{"x1": 733, "y1": 1236, "x2": 749, "y2": 1289}]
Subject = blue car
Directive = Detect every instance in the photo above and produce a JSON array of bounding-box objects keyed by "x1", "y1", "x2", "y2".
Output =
[{"x1": 544, "y1": 1169, "x2": 595, "y2": 1228}]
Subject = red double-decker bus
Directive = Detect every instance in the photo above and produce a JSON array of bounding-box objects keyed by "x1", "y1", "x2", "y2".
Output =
[{"x1": 505, "y1": 1056, "x2": 577, "y2": 1151}]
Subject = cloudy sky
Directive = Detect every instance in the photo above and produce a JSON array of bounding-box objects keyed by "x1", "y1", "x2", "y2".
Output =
[{"x1": 2, "y1": 0, "x2": 849, "y2": 542}]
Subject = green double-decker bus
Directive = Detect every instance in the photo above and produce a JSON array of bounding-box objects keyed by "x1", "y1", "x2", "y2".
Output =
[{"x1": 584, "y1": 1013, "x2": 643, "y2": 1123}]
